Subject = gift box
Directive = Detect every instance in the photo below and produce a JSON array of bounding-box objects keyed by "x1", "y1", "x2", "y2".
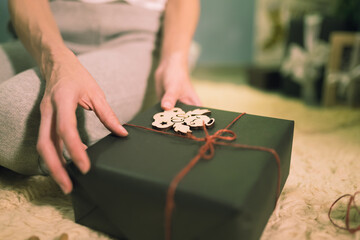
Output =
[
  {"x1": 246, "y1": 65, "x2": 282, "y2": 90},
  {"x1": 281, "y1": 17, "x2": 351, "y2": 102},
  {"x1": 67, "y1": 103, "x2": 294, "y2": 240}
]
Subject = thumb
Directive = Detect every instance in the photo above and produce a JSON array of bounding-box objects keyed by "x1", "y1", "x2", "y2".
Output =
[{"x1": 161, "y1": 86, "x2": 180, "y2": 110}]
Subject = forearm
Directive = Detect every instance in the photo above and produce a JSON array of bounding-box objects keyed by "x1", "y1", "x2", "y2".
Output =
[
  {"x1": 160, "y1": 0, "x2": 200, "y2": 66},
  {"x1": 8, "y1": 0, "x2": 71, "y2": 76}
]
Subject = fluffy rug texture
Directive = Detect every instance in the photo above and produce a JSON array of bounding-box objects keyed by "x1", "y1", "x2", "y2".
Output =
[{"x1": 1, "y1": 79, "x2": 359, "y2": 240}]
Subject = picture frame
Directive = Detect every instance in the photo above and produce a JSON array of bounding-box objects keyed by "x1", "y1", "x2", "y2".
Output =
[{"x1": 322, "y1": 32, "x2": 360, "y2": 107}]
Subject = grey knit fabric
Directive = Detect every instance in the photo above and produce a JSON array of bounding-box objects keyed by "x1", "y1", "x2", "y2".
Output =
[{"x1": 0, "y1": 1, "x2": 161, "y2": 175}]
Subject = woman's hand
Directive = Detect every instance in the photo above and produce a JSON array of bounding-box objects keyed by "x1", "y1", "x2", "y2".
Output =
[
  {"x1": 9, "y1": 0, "x2": 127, "y2": 194},
  {"x1": 36, "y1": 49, "x2": 128, "y2": 194},
  {"x1": 155, "y1": 55, "x2": 201, "y2": 110}
]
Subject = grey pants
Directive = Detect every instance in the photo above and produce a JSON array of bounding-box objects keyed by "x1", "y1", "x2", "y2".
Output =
[{"x1": 0, "y1": 1, "x2": 162, "y2": 175}]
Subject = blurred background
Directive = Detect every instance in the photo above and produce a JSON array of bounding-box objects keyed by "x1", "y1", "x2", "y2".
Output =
[{"x1": 1, "y1": 0, "x2": 360, "y2": 108}]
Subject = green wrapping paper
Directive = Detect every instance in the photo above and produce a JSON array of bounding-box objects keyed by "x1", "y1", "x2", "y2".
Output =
[{"x1": 67, "y1": 103, "x2": 294, "y2": 240}]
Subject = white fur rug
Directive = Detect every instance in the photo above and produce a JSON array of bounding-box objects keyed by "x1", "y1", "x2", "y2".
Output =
[{"x1": 1, "y1": 80, "x2": 359, "y2": 240}]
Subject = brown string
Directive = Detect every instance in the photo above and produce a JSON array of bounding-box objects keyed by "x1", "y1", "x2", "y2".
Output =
[
  {"x1": 124, "y1": 112, "x2": 282, "y2": 240},
  {"x1": 329, "y1": 191, "x2": 360, "y2": 233}
]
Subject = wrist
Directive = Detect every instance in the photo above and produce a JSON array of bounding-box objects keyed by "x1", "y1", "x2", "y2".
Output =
[
  {"x1": 159, "y1": 52, "x2": 189, "y2": 70},
  {"x1": 40, "y1": 45, "x2": 75, "y2": 80}
]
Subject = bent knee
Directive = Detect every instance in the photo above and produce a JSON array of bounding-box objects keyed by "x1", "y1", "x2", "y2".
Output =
[{"x1": 0, "y1": 146, "x2": 44, "y2": 176}]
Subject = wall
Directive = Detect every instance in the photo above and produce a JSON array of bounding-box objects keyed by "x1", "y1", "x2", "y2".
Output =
[
  {"x1": 194, "y1": 0, "x2": 255, "y2": 66},
  {"x1": 0, "y1": 1, "x2": 13, "y2": 43}
]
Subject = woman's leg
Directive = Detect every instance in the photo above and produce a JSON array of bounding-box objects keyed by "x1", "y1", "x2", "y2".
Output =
[
  {"x1": 0, "y1": 34, "x2": 158, "y2": 175},
  {"x1": 0, "y1": 67, "x2": 44, "y2": 175}
]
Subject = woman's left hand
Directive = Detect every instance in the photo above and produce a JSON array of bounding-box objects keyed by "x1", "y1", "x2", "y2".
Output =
[{"x1": 155, "y1": 57, "x2": 202, "y2": 110}]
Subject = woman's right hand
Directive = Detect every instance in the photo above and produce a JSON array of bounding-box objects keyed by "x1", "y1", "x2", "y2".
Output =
[{"x1": 36, "y1": 48, "x2": 128, "y2": 194}]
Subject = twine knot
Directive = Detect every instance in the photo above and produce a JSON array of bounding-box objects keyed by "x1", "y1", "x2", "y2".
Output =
[{"x1": 196, "y1": 126, "x2": 237, "y2": 160}]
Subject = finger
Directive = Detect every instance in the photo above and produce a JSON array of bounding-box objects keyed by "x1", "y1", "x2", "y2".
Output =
[
  {"x1": 51, "y1": 121, "x2": 66, "y2": 164},
  {"x1": 155, "y1": 77, "x2": 164, "y2": 100},
  {"x1": 91, "y1": 96, "x2": 128, "y2": 137},
  {"x1": 37, "y1": 103, "x2": 72, "y2": 194},
  {"x1": 54, "y1": 137, "x2": 66, "y2": 165},
  {"x1": 180, "y1": 93, "x2": 202, "y2": 107},
  {"x1": 179, "y1": 97, "x2": 197, "y2": 106},
  {"x1": 155, "y1": 68, "x2": 164, "y2": 99},
  {"x1": 55, "y1": 101, "x2": 91, "y2": 174},
  {"x1": 40, "y1": 141, "x2": 73, "y2": 194},
  {"x1": 161, "y1": 86, "x2": 180, "y2": 110},
  {"x1": 192, "y1": 92, "x2": 202, "y2": 106}
]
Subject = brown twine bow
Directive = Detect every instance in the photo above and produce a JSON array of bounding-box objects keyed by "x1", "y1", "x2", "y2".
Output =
[
  {"x1": 125, "y1": 112, "x2": 282, "y2": 240},
  {"x1": 329, "y1": 191, "x2": 360, "y2": 233}
]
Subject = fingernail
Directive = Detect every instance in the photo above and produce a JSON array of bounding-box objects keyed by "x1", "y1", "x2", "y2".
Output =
[
  {"x1": 163, "y1": 102, "x2": 172, "y2": 110},
  {"x1": 119, "y1": 125, "x2": 128, "y2": 136},
  {"x1": 79, "y1": 161, "x2": 90, "y2": 175},
  {"x1": 60, "y1": 183, "x2": 70, "y2": 195}
]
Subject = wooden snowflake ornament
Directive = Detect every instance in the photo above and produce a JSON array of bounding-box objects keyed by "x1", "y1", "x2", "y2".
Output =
[{"x1": 152, "y1": 107, "x2": 215, "y2": 134}]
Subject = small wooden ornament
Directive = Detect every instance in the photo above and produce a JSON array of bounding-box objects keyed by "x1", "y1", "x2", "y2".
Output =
[{"x1": 152, "y1": 107, "x2": 215, "y2": 134}]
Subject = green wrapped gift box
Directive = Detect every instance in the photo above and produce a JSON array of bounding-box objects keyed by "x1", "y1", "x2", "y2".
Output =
[{"x1": 67, "y1": 103, "x2": 294, "y2": 240}]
